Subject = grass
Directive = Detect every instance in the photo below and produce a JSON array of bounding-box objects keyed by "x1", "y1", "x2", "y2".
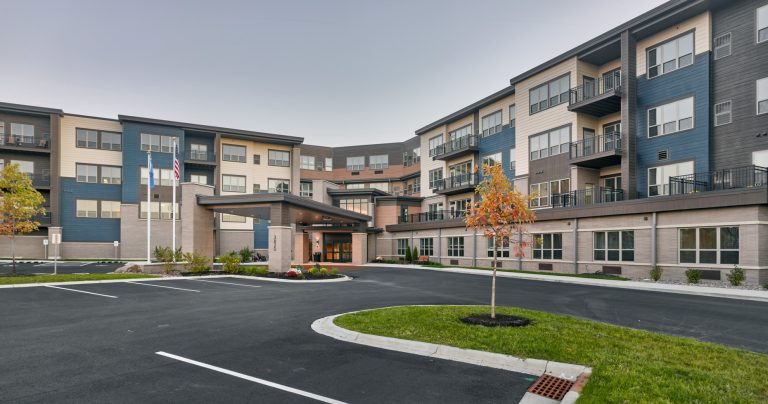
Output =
[
  {"x1": 420, "y1": 263, "x2": 629, "y2": 281},
  {"x1": 335, "y1": 306, "x2": 768, "y2": 403},
  {"x1": 0, "y1": 273, "x2": 159, "y2": 285}
]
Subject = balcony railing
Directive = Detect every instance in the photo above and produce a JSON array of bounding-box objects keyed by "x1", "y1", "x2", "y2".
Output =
[
  {"x1": 434, "y1": 172, "x2": 480, "y2": 193},
  {"x1": 397, "y1": 209, "x2": 467, "y2": 224},
  {"x1": 432, "y1": 135, "x2": 479, "y2": 159},
  {"x1": 668, "y1": 165, "x2": 768, "y2": 195},
  {"x1": 551, "y1": 187, "x2": 624, "y2": 208},
  {"x1": 568, "y1": 75, "x2": 622, "y2": 116},
  {"x1": 0, "y1": 134, "x2": 50, "y2": 149},
  {"x1": 25, "y1": 171, "x2": 51, "y2": 187},
  {"x1": 185, "y1": 150, "x2": 216, "y2": 162},
  {"x1": 33, "y1": 211, "x2": 52, "y2": 226},
  {"x1": 570, "y1": 133, "x2": 622, "y2": 159},
  {"x1": 569, "y1": 76, "x2": 622, "y2": 105}
]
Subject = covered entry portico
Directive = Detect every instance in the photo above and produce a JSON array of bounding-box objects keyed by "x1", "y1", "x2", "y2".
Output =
[{"x1": 196, "y1": 193, "x2": 371, "y2": 272}]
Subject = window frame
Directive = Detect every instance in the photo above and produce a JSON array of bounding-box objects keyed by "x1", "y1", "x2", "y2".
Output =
[
  {"x1": 99, "y1": 165, "x2": 122, "y2": 185},
  {"x1": 593, "y1": 231, "x2": 635, "y2": 262},
  {"x1": 428, "y1": 168, "x2": 443, "y2": 189},
  {"x1": 419, "y1": 238, "x2": 434, "y2": 256},
  {"x1": 222, "y1": 174, "x2": 247, "y2": 193},
  {"x1": 346, "y1": 156, "x2": 365, "y2": 171},
  {"x1": 532, "y1": 233, "x2": 563, "y2": 260},
  {"x1": 447, "y1": 236, "x2": 465, "y2": 257},
  {"x1": 647, "y1": 160, "x2": 694, "y2": 197},
  {"x1": 268, "y1": 178, "x2": 291, "y2": 193},
  {"x1": 75, "y1": 199, "x2": 98, "y2": 218},
  {"x1": 758, "y1": 5, "x2": 768, "y2": 44},
  {"x1": 529, "y1": 73, "x2": 570, "y2": 115},
  {"x1": 369, "y1": 154, "x2": 389, "y2": 170},
  {"x1": 300, "y1": 155, "x2": 316, "y2": 170},
  {"x1": 757, "y1": 77, "x2": 768, "y2": 115},
  {"x1": 396, "y1": 239, "x2": 409, "y2": 256},
  {"x1": 647, "y1": 31, "x2": 695, "y2": 79},
  {"x1": 679, "y1": 227, "x2": 739, "y2": 265},
  {"x1": 75, "y1": 128, "x2": 98, "y2": 149},
  {"x1": 267, "y1": 149, "x2": 291, "y2": 167},
  {"x1": 338, "y1": 198, "x2": 369, "y2": 215},
  {"x1": 508, "y1": 104, "x2": 516, "y2": 128},
  {"x1": 76, "y1": 163, "x2": 98, "y2": 183},
  {"x1": 487, "y1": 236, "x2": 510, "y2": 258},
  {"x1": 481, "y1": 109, "x2": 503, "y2": 137},
  {"x1": 529, "y1": 125, "x2": 571, "y2": 160},
  {"x1": 647, "y1": 97, "x2": 695, "y2": 138},
  {"x1": 100, "y1": 200, "x2": 121, "y2": 219},
  {"x1": 299, "y1": 181, "x2": 313, "y2": 198},
  {"x1": 140, "y1": 133, "x2": 177, "y2": 153},
  {"x1": 428, "y1": 135, "x2": 444, "y2": 157},
  {"x1": 222, "y1": 144, "x2": 247, "y2": 163}
]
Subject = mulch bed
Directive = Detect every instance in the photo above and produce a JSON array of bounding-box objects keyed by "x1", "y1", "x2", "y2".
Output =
[{"x1": 460, "y1": 314, "x2": 533, "y2": 327}]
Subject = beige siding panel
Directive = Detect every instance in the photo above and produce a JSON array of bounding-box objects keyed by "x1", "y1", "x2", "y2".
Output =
[
  {"x1": 419, "y1": 126, "x2": 446, "y2": 198},
  {"x1": 636, "y1": 12, "x2": 711, "y2": 76},
  {"x1": 478, "y1": 94, "x2": 516, "y2": 127},
  {"x1": 446, "y1": 115, "x2": 474, "y2": 132},
  {"x1": 60, "y1": 115, "x2": 123, "y2": 178}
]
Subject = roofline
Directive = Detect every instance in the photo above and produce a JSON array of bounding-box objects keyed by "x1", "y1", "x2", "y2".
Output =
[
  {"x1": 0, "y1": 101, "x2": 63, "y2": 115},
  {"x1": 63, "y1": 112, "x2": 121, "y2": 122},
  {"x1": 118, "y1": 114, "x2": 304, "y2": 145},
  {"x1": 414, "y1": 85, "x2": 515, "y2": 136}
]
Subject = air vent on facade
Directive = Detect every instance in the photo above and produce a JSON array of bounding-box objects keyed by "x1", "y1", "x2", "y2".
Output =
[
  {"x1": 153, "y1": 193, "x2": 160, "y2": 199},
  {"x1": 351, "y1": 171, "x2": 359, "y2": 176},
  {"x1": 538, "y1": 263, "x2": 553, "y2": 271},
  {"x1": 450, "y1": 259, "x2": 459, "y2": 265},
  {"x1": 657, "y1": 150, "x2": 669, "y2": 161},
  {"x1": 602, "y1": 266, "x2": 622, "y2": 275},
  {"x1": 713, "y1": 32, "x2": 731, "y2": 60},
  {"x1": 714, "y1": 100, "x2": 732, "y2": 126},
  {"x1": 374, "y1": 170, "x2": 384, "y2": 174},
  {"x1": 493, "y1": 261, "x2": 503, "y2": 268},
  {"x1": 700, "y1": 270, "x2": 722, "y2": 280}
]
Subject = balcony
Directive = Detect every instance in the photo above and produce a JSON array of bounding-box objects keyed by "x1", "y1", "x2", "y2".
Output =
[
  {"x1": 397, "y1": 209, "x2": 467, "y2": 224},
  {"x1": 33, "y1": 211, "x2": 52, "y2": 226},
  {"x1": 669, "y1": 165, "x2": 768, "y2": 196},
  {"x1": 568, "y1": 76, "x2": 622, "y2": 117},
  {"x1": 184, "y1": 150, "x2": 217, "y2": 165},
  {"x1": 569, "y1": 133, "x2": 622, "y2": 168},
  {"x1": 433, "y1": 173, "x2": 480, "y2": 195},
  {"x1": 0, "y1": 133, "x2": 50, "y2": 152},
  {"x1": 432, "y1": 135, "x2": 479, "y2": 161},
  {"x1": 551, "y1": 187, "x2": 624, "y2": 208},
  {"x1": 26, "y1": 172, "x2": 51, "y2": 188}
]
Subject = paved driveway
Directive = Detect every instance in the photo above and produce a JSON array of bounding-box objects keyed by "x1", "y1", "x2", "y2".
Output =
[{"x1": 0, "y1": 261, "x2": 124, "y2": 275}]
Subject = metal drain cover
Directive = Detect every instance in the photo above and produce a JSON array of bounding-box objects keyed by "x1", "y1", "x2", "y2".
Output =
[{"x1": 527, "y1": 374, "x2": 575, "y2": 401}]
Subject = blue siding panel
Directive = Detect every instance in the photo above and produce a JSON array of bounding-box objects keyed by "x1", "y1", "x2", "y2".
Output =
[
  {"x1": 478, "y1": 124, "x2": 516, "y2": 180},
  {"x1": 59, "y1": 178, "x2": 122, "y2": 242},
  {"x1": 254, "y1": 219, "x2": 268, "y2": 249},
  {"x1": 121, "y1": 122, "x2": 185, "y2": 203}
]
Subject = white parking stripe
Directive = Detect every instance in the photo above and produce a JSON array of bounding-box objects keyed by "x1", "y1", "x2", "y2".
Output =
[
  {"x1": 127, "y1": 282, "x2": 200, "y2": 292},
  {"x1": 79, "y1": 263, "x2": 90, "y2": 267},
  {"x1": 156, "y1": 352, "x2": 347, "y2": 404},
  {"x1": 45, "y1": 285, "x2": 118, "y2": 299},
  {"x1": 188, "y1": 279, "x2": 262, "y2": 288}
]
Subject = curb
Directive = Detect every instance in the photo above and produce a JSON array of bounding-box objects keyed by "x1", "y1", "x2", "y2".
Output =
[{"x1": 228, "y1": 274, "x2": 352, "y2": 284}]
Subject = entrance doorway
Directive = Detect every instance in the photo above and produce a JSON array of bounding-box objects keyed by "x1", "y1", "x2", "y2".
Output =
[{"x1": 324, "y1": 234, "x2": 352, "y2": 262}]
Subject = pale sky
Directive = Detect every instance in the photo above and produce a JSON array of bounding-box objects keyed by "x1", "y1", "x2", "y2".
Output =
[{"x1": 2, "y1": 0, "x2": 667, "y2": 146}]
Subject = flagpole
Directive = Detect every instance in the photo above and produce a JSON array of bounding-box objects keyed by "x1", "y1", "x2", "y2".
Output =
[
  {"x1": 172, "y1": 140, "x2": 177, "y2": 263},
  {"x1": 147, "y1": 151, "x2": 152, "y2": 264}
]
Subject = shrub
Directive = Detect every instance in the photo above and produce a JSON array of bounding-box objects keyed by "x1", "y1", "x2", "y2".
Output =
[
  {"x1": 726, "y1": 266, "x2": 746, "y2": 286},
  {"x1": 309, "y1": 267, "x2": 320, "y2": 277},
  {"x1": 220, "y1": 252, "x2": 241, "y2": 274},
  {"x1": 330, "y1": 268, "x2": 339, "y2": 276},
  {"x1": 763, "y1": 282, "x2": 768, "y2": 290},
  {"x1": 404, "y1": 244, "x2": 412, "y2": 263},
  {"x1": 153, "y1": 246, "x2": 173, "y2": 263},
  {"x1": 685, "y1": 268, "x2": 701, "y2": 284},
  {"x1": 183, "y1": 251, "x2": 211, "y2": 273},
  {"x1": 296, "y1": 271, "x2": 305, "y2": 280},
  {"x1": 241, "y1": 266, "x2": 268, "y2": 276},
  {"x1": 238, "y1": 247, "x2": 253, "y2": 263},
  {"x1": 319, "y1": 267, "x2": 328, "y2": 277},
  {"x1": 650, "y1": 265, "x2": 663, "y2": 282},
  {"x1": 412, "y1": 246, "x2": 419, "y2": 262}
]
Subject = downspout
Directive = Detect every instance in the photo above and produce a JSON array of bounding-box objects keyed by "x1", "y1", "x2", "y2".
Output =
[
  {"x1": 472, "y1": 228, "x2": 477, "y2": 267},
  {"x1": 651, "y1": 212, "x2": 657, "y2": 267},
  {"x1": 437, "y1": 227, "x2": 442, "y2": 264},
  {"x1": 573, "y1": 218, "x2": 579, "y2": 274}
]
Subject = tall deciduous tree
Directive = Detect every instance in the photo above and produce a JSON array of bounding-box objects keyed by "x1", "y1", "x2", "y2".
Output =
[
  {"x1": 0, "y1": 163, "x2": 46, "y2": 275},
  {"x1": 465, "y1": 163, "x2": 536, "y2": 319}
]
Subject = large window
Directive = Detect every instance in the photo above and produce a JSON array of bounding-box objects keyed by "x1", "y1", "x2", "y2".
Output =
[
  {"x1": 533, "y1": 233, "x2": 562, "y2": 259},
  {"x1": 76, "y1": 199, "x2": 98, "y2": 218},
  {"x1": 369, "y1": 182, "x2": 389, "y2": 192},
  {"x1": 758, "y1": 5, "x2": 768, "y2": 43},
  {"x1": 268, "y1": 178, "x2": 290, "y2": 193},
  {"x1": 449, "y1": 198, "x2": 471, "y2": 216},
  {"x1": 140, "y1": 202, "x2": 179, "y2": 220},
  {"x1": 679, "y1": 227, "x2": 739, "y2": 264},
  {"x1": 757, "y1": 77, "x2": 768, "y2": 115},
  {"x1": 76, "y1": 129, "x2": 98, "y2": 148},
  {"x1": 481, "y1": 110, "x2": 502, "y2": 137},
  {"x1": 300, "y1": 181, "x2": 313, "y2": 198},
  {"x1": 140, "y1": 133, "x2": 177, "y2": 153},
  {"x1": 300, "y1": 155, "x2": 316, "y2": 170},
  {"x1": 346, "y1": 156, "x2": 365, "y2": 171},
  {"x1": 11, "y1": 160, "x2": 34, "y2": 174},
  {"x1": 509, "y1": 105, "x2": 516, "y2": 128},
  {"x1": 222, "y1": 175, "x2": 246, "y2": 193},
  {"x1": 100, "y1": 132, "x2": 122, "y2": 151},
  {"x1": 100, "y1": 201, "x2": 121, "y2": 219},
  {"x1": 447, "y1": 237, "x2": 464, "y2": 257},
  {"x1": 530, "y1": 178, "x2": 569, "y2": 207},
  {"x1": 529, "y1": 126, "x2": 570, "y2": 160},
  {"x1": 594, "y1": 231, "x2": 634, "y2": 262},
  {"x1": 420, "y1": 238, "x2": 434, "y2": 256},
  {"x1": 369, "y1": 155, "x2": 389, "y2": 170},
  {"x1": 448, "y1": 125, "x2": 472, "y2": 141},
  {"x1": 529, "y1": 74, "x2": 570, "y2": 114},
  {"x1": 339, "y1": 198, "x2": 368, "y2": 215},
  {"x1": 76, "y1": 164, "x2": 98, "y2": 183},
  {"x1": 648, "y1": 97, "x2": 694, "y2": 137},
  {"x1": 428, "y1": 168, "x2": 443, "y2": 189},
  {"x1": 10, "y1": 123, "x2": 34, "y2": 142},
  {"x1": 396, "y1": 239, "x2": 409, "y2": 256},
  {"x1": 190, "y1": 174, "x2": 208, "y2": 185},
  {"x1": 222, "y1": 144, "x2": 246, "y2": 162},
  {"x1": 647, "y1": 32, "x2": 694, "y2": 78},
  {"x1": 189, "y1": 144, "x2": 208, "y2": 160},
  {"x1": 100, "y1": 166, "x2": 122, "y2": 184},
  {"x1": 268, "y1": 150, "x2": 291, "y2": 167},
  {"x1": 481, "y1": 152, "x2": 502, "y2": 168},
  {"x1": 428, "y1": 135, "x2": 444, "y2": 157},
  {"x1": 648, "y1": 161, "x2": 693, "y2": 196},
  {"x1": 487, "y1": 237, "x2": 510, "y2": 258},
  {"x1": 324, "y1": 157, "x2": 333, "y2": 171},
  {"x1": 141, "y1": 167, "x2": 174, "y2": 186}
]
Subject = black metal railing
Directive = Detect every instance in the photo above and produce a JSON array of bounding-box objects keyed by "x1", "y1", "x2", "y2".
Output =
[
  {"x1": 434, "y1": 172, "x2": 480, "y2": 192},
  {"x1": 398, "y1": 209, "x2": 468, "y2": 224},
  {"x1": 433, "y1": 135, "x2": 479, "y2": 158},
  {"x1": 0, "y1": 133, "x2": 50, "y2": 149},
  {"x1": 551, "y1": 187, "x2": 624, "y2": 208},
  {"x1": 569, "y1": 75, "x2": 622, "y2": 105},
  {"x1": 25, "y1": 172, "x2": 51, "y2": 187},
  {"x1": 33, "y1": 211, "x2": 52, "y2": 225},
  {"x1": 668, "y1": 165, "x2": 768, "y2": 195},
  {"x1": 570, "y1": 133, "x2": 622, "y2": 159},
  {"x1": 185, "y1": 150, "x2": 216, "y2": 162}
]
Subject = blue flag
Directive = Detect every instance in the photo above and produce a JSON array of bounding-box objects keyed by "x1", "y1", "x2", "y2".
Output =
[{"x1": 148, "y1": 154, "x2": 155, "y2": 189}]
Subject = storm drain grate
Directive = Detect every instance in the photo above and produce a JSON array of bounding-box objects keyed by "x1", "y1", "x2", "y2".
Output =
[{"x1": 527, "y1": 374, "x2": 574, "y2": 401}]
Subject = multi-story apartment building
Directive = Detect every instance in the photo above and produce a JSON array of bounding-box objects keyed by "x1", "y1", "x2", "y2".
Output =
[{"x1": 1, "y1": 0, "x2": 766, "y2": 282}]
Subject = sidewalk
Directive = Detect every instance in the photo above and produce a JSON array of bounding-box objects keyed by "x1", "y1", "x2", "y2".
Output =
[{"x1": 365, "y1": 263, "x2": 768, "y2": 303}]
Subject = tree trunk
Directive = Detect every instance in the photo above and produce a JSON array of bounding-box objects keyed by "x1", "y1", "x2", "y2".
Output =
[
  {"x1": 491, "y1": 242, "x2": 497, "y2": 319},
  {"x1": 11, "y1": 235, "x2": 16, "y2": 276}
]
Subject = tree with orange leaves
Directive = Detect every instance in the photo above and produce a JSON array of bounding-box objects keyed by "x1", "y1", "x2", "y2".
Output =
[
  {"x1": 465, "y1": 162, "x2": 536, "y2": 319},
  {"x1": 0, "y1": 163, "x2": 46, "y2": 275}
]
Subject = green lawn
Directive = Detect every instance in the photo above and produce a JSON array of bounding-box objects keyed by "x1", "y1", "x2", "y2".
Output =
[
  {"x1": 421, "y1": 264, "x2": 629, "y2": 281},
  {"x1": 0, "y1": 273, "x2": 159, "y2": 285},
  {"x1": 335, "y1": 306, "x2": 768, "y2": 403}
]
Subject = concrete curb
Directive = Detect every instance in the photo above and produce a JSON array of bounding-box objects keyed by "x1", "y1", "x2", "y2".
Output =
[
  {"x1": 0, "y1": 274, "x2": 351, "y2": 289},
  {"x1": 366, "y1": 263, "x2": 768, "y2": 303},
  {"x1": 228, "y1": 274, "x2": 352, "y2": 284}
]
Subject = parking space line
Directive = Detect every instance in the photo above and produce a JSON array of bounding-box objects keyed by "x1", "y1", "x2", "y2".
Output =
[
  {"x1": 79, "y1": 263, "x2": 90, "y2": 267},
  {"x1": 187, "y1": 279, "x2": 262, "y2": 288},
  {"x1": 45, "y1": 285, "x2": 118, "y2": 299},
  {"x1": 127, "y1": 282, "x2": 200, "y2": 292},
  {"x1": 156, "y1": 352, "x2": 346, "y2": 404}
]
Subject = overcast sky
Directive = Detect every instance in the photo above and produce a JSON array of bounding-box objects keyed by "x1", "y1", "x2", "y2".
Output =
[{"x1": 2, "y1": 0, "x2": 667, "y2": 146}]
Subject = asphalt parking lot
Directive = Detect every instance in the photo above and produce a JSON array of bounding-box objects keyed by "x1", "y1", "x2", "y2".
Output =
[
  {"x1": 0, "y1": 261, "x2": 124, "y2": 275},
  {"x1": 1, "y1": 266, "x2": 767, "y2": 403}
]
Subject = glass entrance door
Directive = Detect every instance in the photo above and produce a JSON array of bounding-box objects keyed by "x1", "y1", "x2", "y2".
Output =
[{"x1": 323, "y1": 234, "x2": 352, "y2": 262}]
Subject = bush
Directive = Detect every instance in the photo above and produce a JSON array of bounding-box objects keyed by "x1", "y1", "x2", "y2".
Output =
[
  {"x1": 412, "y1": 246, "x2": 419, "y2": 262},
  {"x1": 309, "y1": 267, "x2": 320, "y2": 277},
  {"x1": 726, "y1": 266, "x2": 745, "y2": 286},
  {"x1": 764, "y1": 282, "x2": 768, "y2": 290},
  {"x1": 319, "y1": 267, "x2": 328, "y2": 277},
  {"x1": 220, "y1": 252, "x2": 241, "y2": 274},
  {"x1": 404, "y1": 244, "x2": 412, "y2": 263},
  {"x1": 685, "y1": 268, "x2": 701, "y2": 284},
  {"x1": 241, "y1": 266, "x2": 268, "y2": 276},
  {"x1": 153, "y1": 246, "x2": 173, "y2": 263},
  {"x1": 183, "y1": 251, "x2": 211, "y2": 273},
  {"x1": 238, "y1": 247, "x2": 253, "y2": 263},
  {"x1": 650, "y1": 265, "x2": 663, "y2": 282},
  {"x1": 330, "y1": 268, "x2": 339, "y2": 276}
]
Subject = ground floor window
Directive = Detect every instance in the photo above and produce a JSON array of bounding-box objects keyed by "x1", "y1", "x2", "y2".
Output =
[
  {"x1": 76, "y1": 199, "x2": 98, "y2": 218},
  {"x1": 100, "y1": 201, "x2": 121, "y2": 219},
  {"x1": 532, "y1": 233, "x2": 562, "y2": 259},
  {"x1": 396, "y1": 239, "x2": 409, "y2": 255},
  {"x1": 594, "y1": 231, "x2": 634, "y2": 261},
  {"x1": 221, "y1": 213, "x2": 247, "y2": 223},
  {"x1": 420, "y1": 238, "x2": 434, "y2": 256},
  {"x1": 487, "y1": 237, "x2": 510, "y2": 258},
  {"x1": 679, "y1": 227, "x2": 739, "y2": 264},
  {"x1": 447, "y1": 237, "x2": 464, "y2": 257},
  {"x1": 140, "y1": 202, "x2": 179, "y2": 220}
]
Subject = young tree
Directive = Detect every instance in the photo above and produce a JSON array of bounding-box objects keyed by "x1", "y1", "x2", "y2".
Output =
[
  {"x1": 0, "y1": 164, "x2": 46, "y2": 275},
  {"x1": 404, "y1": 242, "x2": 412, "y2": 263},
  {"x1": 465, "y1": 163, "x2": 536, "y2": 319}
]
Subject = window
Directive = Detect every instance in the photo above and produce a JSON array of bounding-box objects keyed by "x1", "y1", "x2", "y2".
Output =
[
  {"x1": 412, "y1": 177, "x2": 420, "y2": 193},
  {"x1": 346, "y1": 183, "x2": 364, "y2": 189},
  {"x1": 222, "y1": 144, "x2": 246, "y2": 162},
  {"x1": 648, "y1": 161, "x2": 693, "y2": 196},
  {"x1": 189, "y1": 144, "x2": 208, "y2": 160},
  {"x1": 76, "y1": 200, "x2": 98, "y2": 218},
  {"x1": 449, "y1": 198, "x2": 471, "y2": 216},
  {"x1": 253, "y1": 183, "x2": 261, "y2": 193},
  {"x1": 648, "y1": 32, "x2": 694, "y2": 78},
  {"x1": 754, "y1": 150, "x2": 768, "y2": 167},
  {"x1": 268, "y1": 150, "x2": 291, "y2": 167},
  {"x1": 139, "y1": 201, "x2": 160, "y2": 220},
  {"x1": 370, "y1": 182, "x2": 389, "y2": 192},
  {"x1": 509, "y1": 105, "x2": 516, "y2": 128},
  {"x1": 448, "y1": 125, "x2": 472, "y2": 141},
  {"x1": 268, "y1": 178, "x2": 290, "y2": 193},
  {"x1": 100, "y1": 166, "x2": 122, "y2": 184},
  {"x1": 533, "y1": 233, "x2": 562, "y2": 259},
  {"x1": 339, "y1": 198, "x2": 368, "y2": 215},
  {"x1": 529, "y1": 126, "x2": 570, "y2": 160},
  {"x1": 758, "y1": 77, "x2": 768, "y2": 115},
  {"x1": 100, "y1": 132, "x2": 122, "y2": 151},
  {"x1": 222, "y1": 175, "x2": 246, "y2": 193},
  {"x1": 140, "y1": 133, "x2": 177, "y2": 153},
  {"x1": 100, "y1": 201, "x2": 121, "y2": 219},
  {"x1": 509, "y1": 148, "x2": 516, "y2": 173},
  {"x1": 530, "y1": 179, "x2": 569, "y2": 208},
  {"x1": 346, "y1": 156, "x2": 365, "y2": 171},
  {"x1": 140, "y1": 167, "x2": 174, "y2": 186},
  {"x1": 76, "y1": 164, "x2": 98, "y2": 183},
  {"x1": 428, "y1": 168, "x2": 443, "y2": 189},
  {"x1": 222, "y1": 213, "x2": 247, "y2": 223},
  {"x1": 428, "y1": 135, "x2": 443, "y2": 157},
  {"x1": 10, "y1": 123, "x2": 34, "y2": 142},
  {"x1": 602, "y1": 69, "x2": 622, "y2": 91},
  {"x1": 679, "y1": 227, "x2": 739, "y2": 264},
  {"x1": 714, "y1": 100, "x2": 732, "y2": 126},
  {"x1": 396, "y1": 239, "x2": 409, "y2": 256},
  {"x1": 487, "y1": 237, "x2": 510, "y2": 258},
  {"x1": 594, "y1": 231, "x2": 634, "y2": 261},
  {"x1": 300, "y1": 155, "x2": 315, "y2": 170},
  {"x1": 190, "y1": 174, "x2": 208, "y2": 185},
  {"x1": 481, "y1": 110, "x2": 502, "y2": 137},
  {"x1": 160, "y1": 203, "x2": 178, "y2": 220},
  {"x1": 369, "y1": 155, "x2": 389, "y2": 169},
  {"x1": 648, "y1": 97, "x2": 694, "y2": 137},
  {"x1": 481, "y1": 152, "x2": 502, "y2": 168},
  {"x1": 76, "y1": 129, "x2": 98, "y2": 148},
  {"x1": 427, "y1": 203, "x2": 443, "y2": 219},
  {"x1": 160, "y1": 169, "x2": 173, "y2": 186},
  {"x1": 300, "y1": 182, "x2": 313, "y2": 198},
  {"x1": 325, "y1": 157, "x2": 333, "y2": 171},
  {"x1": 11, "y1": 160, "x2": 34, "y2": 174},
  {"x1": 420, "y1": 238, "x2": 434, "y2": 256},
  {"x1": 758, "y1": 5, "x2": 768, "y2": 43},
  {"x1": 529, "y1": 74, "x2": 570, "y2": 114},
  {"x1": 447, "y1": 237, "x2": 464, "y2": 257},
  {"x1": 713, "y1": 32, "x2": 732, "y2": 60},
  {"x1": 253, "y1": 154, "x2": 261, "y2": 165}
]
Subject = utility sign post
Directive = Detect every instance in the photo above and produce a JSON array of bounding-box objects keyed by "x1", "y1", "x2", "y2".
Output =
[{"x1": 51, "y1": 233, "x2": 61, "y2": 275}]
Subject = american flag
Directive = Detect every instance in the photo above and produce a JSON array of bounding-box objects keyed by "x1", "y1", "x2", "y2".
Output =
[{"x1": 173, "y1": 142, "x2": 180, "y2": 181}]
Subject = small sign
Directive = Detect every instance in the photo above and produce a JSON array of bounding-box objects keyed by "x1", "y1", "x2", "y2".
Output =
[
  {"x1": 43, "y1": 239, "x2": 49, "y2": 246},
  {"x1": 113, "y1": 241, "x2": 120, "y2": 247},
  {"x1": 51, "y1": 234, "x2": 62, "y2": 245}
]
